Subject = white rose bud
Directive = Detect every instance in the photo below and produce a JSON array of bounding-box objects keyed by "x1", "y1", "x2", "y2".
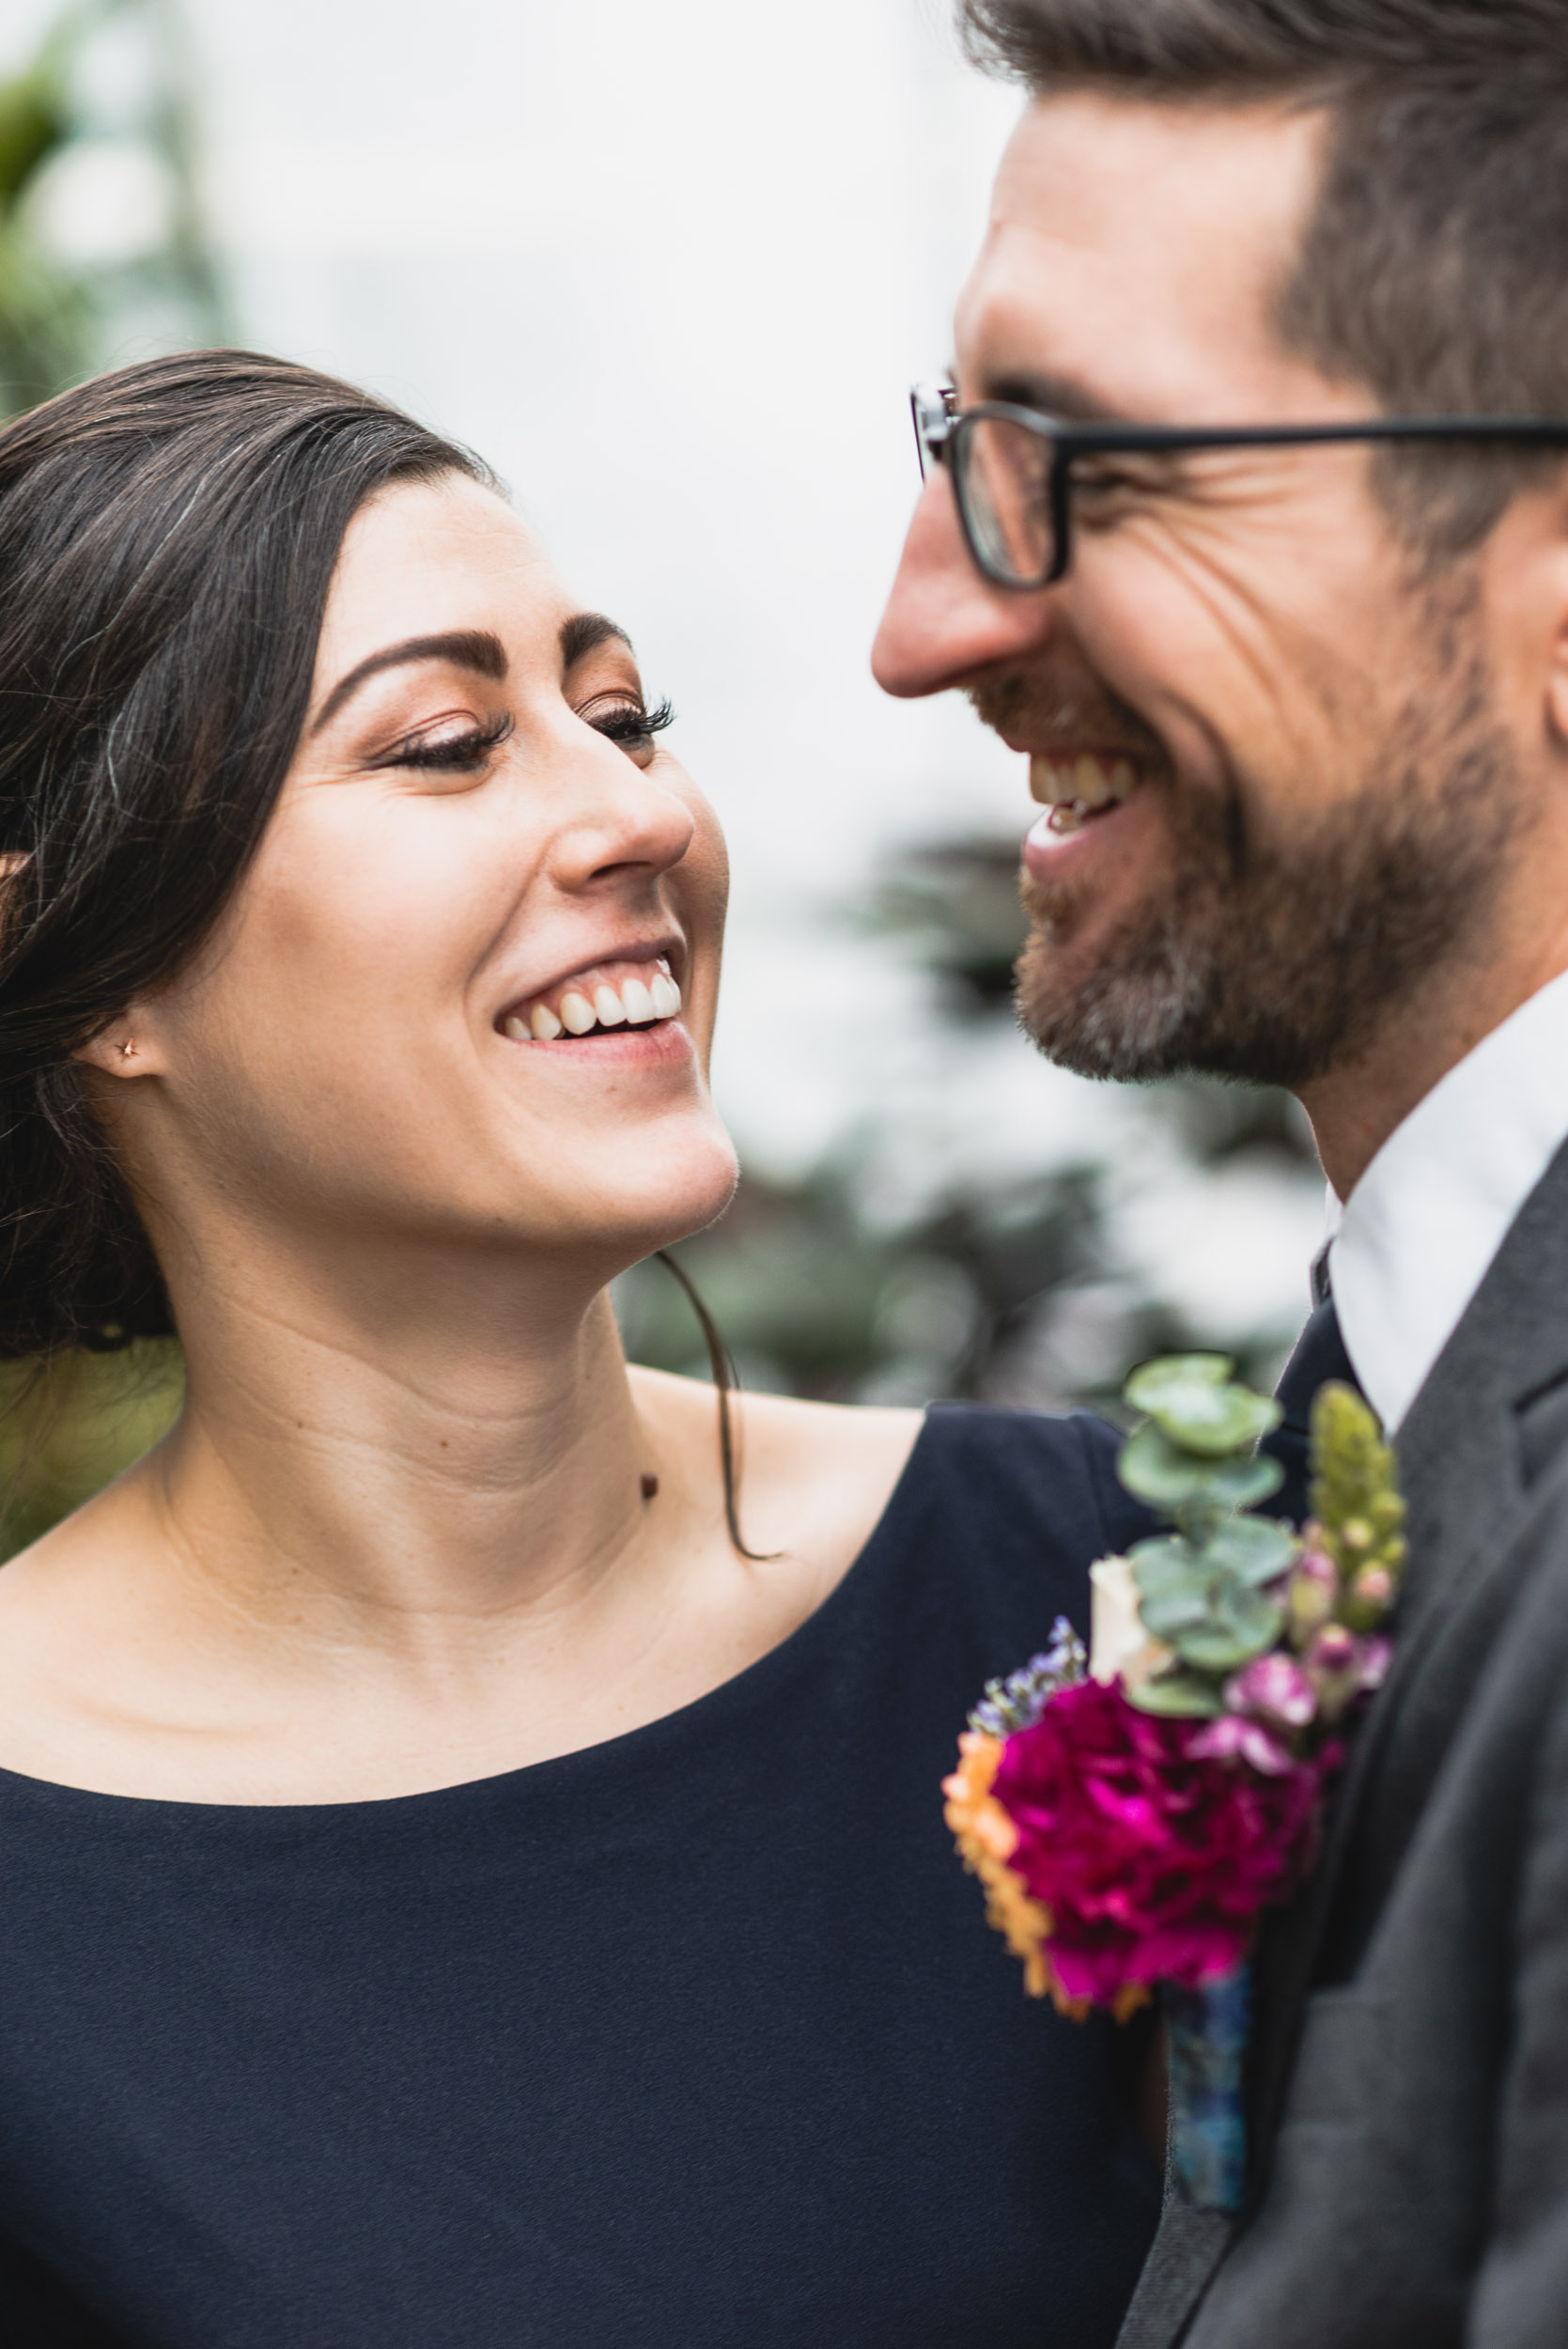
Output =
[{"x1": 1089, "y1": 1554, "x2": 1172, "y2": 1691}]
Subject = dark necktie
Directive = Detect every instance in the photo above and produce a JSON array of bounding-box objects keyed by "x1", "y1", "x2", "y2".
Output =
[{"x1": 1262, "y1": 1286, "x2": 1362, "y2": 1528}]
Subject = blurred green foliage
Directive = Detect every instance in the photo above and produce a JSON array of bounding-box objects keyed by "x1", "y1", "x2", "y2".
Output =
[
  {"x1": 0, "y1": 0, "x2": 223, "y2": 420},
  {"x1": 0, "y1": 1344, "x2": 182, "y2": 1557},
  {"x1": 0, "y1": 0, "x2": 215, "y2": 1550},
  {"x1": 0, "y1": 30, "x2": 88, "y2": 409}
]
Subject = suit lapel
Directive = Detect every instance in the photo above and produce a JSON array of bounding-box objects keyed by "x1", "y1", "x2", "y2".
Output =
[
  {"x1": 1246, "y1": 1132, "x2": 1568, "y2": 2185},
  {"x1": 1122, "y1": 1136, "x2": 1568, "y2": 2342}
]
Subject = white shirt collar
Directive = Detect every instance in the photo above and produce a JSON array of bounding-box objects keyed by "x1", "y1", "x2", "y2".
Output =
[{"x1": 1328, "y1": 966, "x2": 1568, "y2": 1433}]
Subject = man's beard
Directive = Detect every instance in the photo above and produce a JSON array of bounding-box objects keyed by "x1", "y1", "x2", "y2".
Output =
[{"x1": 1003, "y1": 612, "x2": 1522, "y2": 1090}]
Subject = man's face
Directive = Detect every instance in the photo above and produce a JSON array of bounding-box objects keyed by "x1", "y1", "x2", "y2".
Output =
[{"x1": 872, "y1": 95, "x2": 1524, "y2": 1088}]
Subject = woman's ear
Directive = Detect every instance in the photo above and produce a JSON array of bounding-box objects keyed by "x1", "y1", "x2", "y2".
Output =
[{"x1": 74, "y1": 1021, "x2": 165, "y2": 1082}]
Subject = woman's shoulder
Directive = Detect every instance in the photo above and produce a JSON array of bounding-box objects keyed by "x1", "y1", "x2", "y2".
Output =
[
  {"x1": 629, "y1": 1370, "x2": 1153, "y2": 1608},
  {"x1": 629, "y1": 1368, "x2": 923, "y2": 1570}
]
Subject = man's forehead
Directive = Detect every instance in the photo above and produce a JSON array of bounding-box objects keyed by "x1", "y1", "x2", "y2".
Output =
[{"x1": 954, "y1": 90, "x2": 1333, "y2": 423}]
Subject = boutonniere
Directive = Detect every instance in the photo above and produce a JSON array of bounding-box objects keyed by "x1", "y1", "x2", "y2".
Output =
[{"x1": 943, "y1": 1357, "x2": 1404, "y2": 2209}]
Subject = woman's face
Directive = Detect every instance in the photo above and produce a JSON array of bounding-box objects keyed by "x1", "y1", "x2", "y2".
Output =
[{"x1": 112, "y1": 473, "x2": 738, "y2": 1282}]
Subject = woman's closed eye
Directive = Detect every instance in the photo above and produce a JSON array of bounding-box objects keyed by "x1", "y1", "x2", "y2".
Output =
[
  {"x1": 377, "y1": 712, "x2": 514, "y2": 774},
  {"x1": 578, "y1": 692, "x2": 675, "y2": 769}
]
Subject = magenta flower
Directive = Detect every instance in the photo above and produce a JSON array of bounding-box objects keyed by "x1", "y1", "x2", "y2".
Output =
[{"x1": 991, "y1": 1677, "x2": 1329, "y2": 2003}]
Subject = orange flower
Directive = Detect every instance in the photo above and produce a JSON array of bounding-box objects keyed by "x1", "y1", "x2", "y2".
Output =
[
  {"x1": 944, "y1": 1731, "x2": 1151, "y2": 2022},
  {"x1": 943, "y1": 1731, "x2": 1064, "y2": 2006}
]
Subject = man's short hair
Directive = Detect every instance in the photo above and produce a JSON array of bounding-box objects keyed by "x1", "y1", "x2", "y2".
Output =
[{"x1": 958, "y1": 0, "x2": 1568, "y2": 561}]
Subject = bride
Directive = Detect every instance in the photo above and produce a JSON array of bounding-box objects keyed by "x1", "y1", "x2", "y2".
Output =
[{"x1": 0, "y1": 350, "x2": 1158, "y2": 2345}]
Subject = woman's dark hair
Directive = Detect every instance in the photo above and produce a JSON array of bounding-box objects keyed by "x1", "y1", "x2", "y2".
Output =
[
  {"x1": 0, "y1": 348, "x2": 489, "y2": 1361},
  {"x1": 0, "y1": 350, "x2": 762, "y2": 1552}
]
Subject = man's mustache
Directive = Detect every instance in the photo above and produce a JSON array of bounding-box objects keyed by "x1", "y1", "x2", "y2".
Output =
[{"x1": 968, "y1": 668, "x2": 1165, "y2": 761}]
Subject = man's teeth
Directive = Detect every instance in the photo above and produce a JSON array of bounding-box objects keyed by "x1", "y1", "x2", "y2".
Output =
[
  {"x1": 502, "y1": 968, "x2": 682, "y2": 1043},
  {"x1": 1031, "y1": 753, "x2": 1140, "y2": 832}
]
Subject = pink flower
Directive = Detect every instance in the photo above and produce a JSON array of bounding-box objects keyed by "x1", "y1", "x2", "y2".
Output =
[
  {"x1": 1189, "y1": 1713, "x2": 1295, "y2": 1775},
  {"x1": 1224, "y1": 1652, "x2": 1318, "y2": 1734},
  {"x1": 1308, "y1": 1623, "x2": 1356, "y2": 1674},
  {"x1": 1306, "y1": 1623, "x2": 1391, "y2": 1721},
  {"x1": 1358, "y1": 1636, "x2": 1392, "y2": 1693},
  {"x1": 991, "y1": 1677, "x2": 1329, "y2": 2003}
]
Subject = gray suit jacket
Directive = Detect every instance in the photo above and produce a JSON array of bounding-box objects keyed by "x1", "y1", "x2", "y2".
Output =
[{"x1": 1118, "y1": 1130, "x2": 1568, "y2": 2349}]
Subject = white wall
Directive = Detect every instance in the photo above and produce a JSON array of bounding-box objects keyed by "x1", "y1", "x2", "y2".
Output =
[{"x1": 168, "y1": 0, "x2": 1027, "y2": 1169}]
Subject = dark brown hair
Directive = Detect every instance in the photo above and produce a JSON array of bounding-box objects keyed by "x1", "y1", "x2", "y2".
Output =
[
  {"x1": 0, "y1": 349, "x2": 488, "y2": 1360},
  {"x1": 959, "y1": 0, "x2": 1568, "y2": 556}
]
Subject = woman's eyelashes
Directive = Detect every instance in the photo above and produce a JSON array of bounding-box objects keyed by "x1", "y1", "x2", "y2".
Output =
[
  {"x1": 377, "y1": 712, "x2": 515, "y2": 774},
  {"x1": 369, "y1": 692, "x2": 673, "y2": 778},
  {"x1": 579, "y1": 693, "x2": 675, "y2": 766}
]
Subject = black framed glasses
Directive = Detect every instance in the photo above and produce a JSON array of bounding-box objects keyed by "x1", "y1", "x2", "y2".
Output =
[{"x1": 910, "y1": 381, "x2": 1568, "y2": 591}]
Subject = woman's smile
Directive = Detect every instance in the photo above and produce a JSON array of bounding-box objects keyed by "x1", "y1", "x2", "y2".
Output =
[{"x1": 498, "y1": 949, "x2": 685, "y2": 1045}]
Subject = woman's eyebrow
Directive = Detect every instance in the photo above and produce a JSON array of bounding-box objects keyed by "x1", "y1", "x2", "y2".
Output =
[
  {"x1": 560, "y1": 611, "x2": 634, "y2": 669},
  {"x1": 311, "y1": 630, "x2": 507, "y2": 735}
]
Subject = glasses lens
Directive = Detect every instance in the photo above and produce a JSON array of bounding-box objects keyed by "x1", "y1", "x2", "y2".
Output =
[{"x1": 954, "y1": 414, "x2": 1054, "y2": 586}]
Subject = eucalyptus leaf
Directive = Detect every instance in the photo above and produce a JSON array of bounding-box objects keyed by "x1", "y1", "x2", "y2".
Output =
[
  {"x1": 1149, "y1": 1384, "x2": 1281, "y2": 1458},
  {"x1": 1125, "y1": 1672, "x2": 1225, "y2": 1719},
  {"x1": 1216, "y1": 1584, "x2": 1283, "y2": 1647},
  {"x1": 1119, "y1": 1423, "x2": 1285, "y2": 1515},
  {"x1": 1117, "y1": 1423, "x2": 1234, "y2": 1508},
  {"x1": 1201, "y1": 1453, "x2": 1286, "y2": 1514},
  {"x1": 1139, "y1": 1589, "x2": 1214, "y2": 1639},
  {"x1": 1128, "y1": 1535, "x2": 1200, "y2": 1603},
  {"x1": 1124, "y1": 1355, "x2": 1233, "y2": 1414},
  {"x1": 1172, "y1": 1623, "x2": 1277, "y2": 1672},
  {"x1": 1200, "y1": 1516, "x2": 1296, "y2": 1587}
]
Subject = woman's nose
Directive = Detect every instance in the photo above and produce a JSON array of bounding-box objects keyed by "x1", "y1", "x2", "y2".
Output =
[
  {"x1": 872, "y1": 468, "x2": 1054, "y2": 698},
  {"x1": 545, "y1": 739, "x2": 697, "y2": 892}
]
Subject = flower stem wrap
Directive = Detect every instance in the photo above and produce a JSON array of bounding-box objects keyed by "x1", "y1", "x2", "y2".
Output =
[{"x1": 1163, "y1": 1963, "x2": 1252, "y2": 2211}]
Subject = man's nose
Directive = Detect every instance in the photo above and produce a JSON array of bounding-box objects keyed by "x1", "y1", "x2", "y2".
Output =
[{"x1": 871, "y1": 466, "x2": 1052, "y2": 699}]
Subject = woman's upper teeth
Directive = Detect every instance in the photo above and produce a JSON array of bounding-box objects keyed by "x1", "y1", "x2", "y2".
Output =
[{"x1": 502, "y1": 958, "x2": 680, "y2": 1043}]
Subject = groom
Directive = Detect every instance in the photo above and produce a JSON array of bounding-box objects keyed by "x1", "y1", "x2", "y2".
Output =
[{"x1": 875, "y1": 3, "x2": 1568, "y2": 2343}]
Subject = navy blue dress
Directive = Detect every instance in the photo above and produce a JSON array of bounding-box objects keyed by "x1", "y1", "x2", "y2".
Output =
[{"x1": 0, "y1": 1406, "x2": 1160, "y2": 2346}]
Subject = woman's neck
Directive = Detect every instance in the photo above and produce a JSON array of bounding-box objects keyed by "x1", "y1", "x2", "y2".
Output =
[{"x1": 147, "y1": 1241, "x2": 662, "y2": 1666}]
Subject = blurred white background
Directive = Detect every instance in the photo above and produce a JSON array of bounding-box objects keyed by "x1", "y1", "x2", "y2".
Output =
[{"x1": 0, "y1": 0, "x2": 1327, "y2": 1421}]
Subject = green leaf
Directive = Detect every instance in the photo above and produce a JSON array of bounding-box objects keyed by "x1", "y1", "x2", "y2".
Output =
[
  {"x1": 1127, "y1": 1534, "x2": 1201, "y2": 1601},
  {"x1": 1172, "y1": 1623, "x2": 1275, "y2": 1672},
  {"x1": 1157, "y1": 1385, "x2": 1281, "y2": 1457},
  {"x1": 1140, "y1": 1588, "x2": 1214, "y2": 1639},
  {"x1": 1198, "y1": 1516, "x2": 1296, "y2": 1587},
  {"x1": 1118, "y1": 1424, "x2": 1285, "y2": 1515},
  {"x1": 1125, "y1": 1355, "x2": 1234, "y2": 1413},
  {"x1": 1118, "y1": 1423, "x2": 1231, "y2": 1508},
  {"x1": 1217, "y1": 1582, "x2": 1283, "y2": 1644},
  {"x1": 1124, "y1": 1354, "x2": 1281, "y2": 1457},
  {"x1": 1126, "y1": 1672, "x2": 1225, "y2": 1719},
  {"x1": 1171, "y1": 1583, "x2": 1281, "y2": 1672},
  {"x1": 1202, "y1": 1453, "x2": 1286, "y2": 1513}
]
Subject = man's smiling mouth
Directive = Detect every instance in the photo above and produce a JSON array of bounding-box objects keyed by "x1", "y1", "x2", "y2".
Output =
[{"x1": 1030, "y1": 752, "x2": 1142, "y2": 836}]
